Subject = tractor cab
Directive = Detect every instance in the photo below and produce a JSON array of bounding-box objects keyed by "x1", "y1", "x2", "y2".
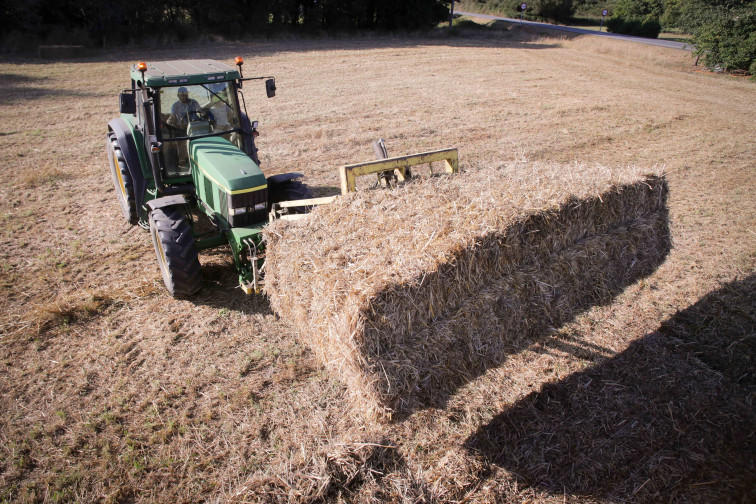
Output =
[
  {"x1": 120, "y1": 59, "x2": 263, "y2": 187},
  {"x1": 157, "y1": 82, "x2": 245, "y2": 177}
]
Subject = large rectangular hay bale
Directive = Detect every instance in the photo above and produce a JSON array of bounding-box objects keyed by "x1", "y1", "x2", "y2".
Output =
[{"x1": 263, "y1": 163, "x2": 669, "y2": 421}]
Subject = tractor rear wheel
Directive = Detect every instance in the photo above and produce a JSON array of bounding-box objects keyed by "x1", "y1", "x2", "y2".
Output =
[
  {"x1": 270, "y1": 180, "x2": 313, "y2": 214},
  {"x1": 148, "y1": 206, "x2": 203, "y2": 297},
  {"x1": 107, "y1": 134, "x2": 138, "y2": 225}
]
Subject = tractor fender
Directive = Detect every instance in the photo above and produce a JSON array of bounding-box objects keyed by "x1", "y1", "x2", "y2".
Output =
[
  {"x1": 147, "y1": 195, "x2": 189, "y2": 212},
  {"x1": 108, "y1": 118, "x2": 148, "y2": 218},
  {"x1": 267, "y1": 172, "x2": 304, "y2": 186}
]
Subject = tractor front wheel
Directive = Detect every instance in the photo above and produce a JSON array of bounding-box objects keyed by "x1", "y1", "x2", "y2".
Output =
[
  {"x1": 107, "y1": 134, "x2": 138, "y2": 225},
  {"x1": 149, "y1": 207, "x2": 203, "y2": 297},
  {"x1": 270, "y1": 180, "x2": 313, "y2": 214}
]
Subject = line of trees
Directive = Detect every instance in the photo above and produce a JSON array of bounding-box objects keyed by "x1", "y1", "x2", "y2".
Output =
[
  {"x1": 607, "y1": 0, "x2": 755, "y2": 74},
  {"x1": 0, "y1": 0, "x2": 450, "y2": 49},
  {"x1": 457, "y1": 0, "x2": 578, "y2": 23},
  {"x1": 460, "y1": 1, "x2": 756, "y2": 75}
]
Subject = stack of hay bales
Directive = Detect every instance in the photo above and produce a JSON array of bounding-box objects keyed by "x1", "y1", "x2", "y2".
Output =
[{"x1": 264, "y1": 162, "x2": 670, "y2": 421}]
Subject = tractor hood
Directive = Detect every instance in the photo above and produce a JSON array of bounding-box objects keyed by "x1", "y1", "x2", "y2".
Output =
[{"x1": 189, "y1": 137, "x2": 266, "y2": 194}]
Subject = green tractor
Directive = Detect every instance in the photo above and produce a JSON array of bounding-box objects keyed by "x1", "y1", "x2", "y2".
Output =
[{"x1": 107, "y1": 58, "x2": 311, "y2": 297}]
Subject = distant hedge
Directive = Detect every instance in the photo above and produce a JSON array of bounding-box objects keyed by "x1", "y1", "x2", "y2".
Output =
[
  {"x1": 459, "y1": 0, "x2": 575, "y2": 23},
  {"x1": 604, "y1": 0, "x2": 663, "y2": 38},
  {"x1": 606, "y1": 16, "x2": 662, "y2": 37}
]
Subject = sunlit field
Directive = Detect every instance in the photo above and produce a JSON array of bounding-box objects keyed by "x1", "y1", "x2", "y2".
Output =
[{"x1": 1, "y1": 25, "x2": 754, "y2": 503}]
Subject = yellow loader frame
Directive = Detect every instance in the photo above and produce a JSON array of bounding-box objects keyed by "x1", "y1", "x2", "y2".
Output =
[
  {"x1": 339, "y1": 147, "x2": 459, "y2": 194},
  {"x1": 270, "y1": 144, "x2": 459, "y2": 222}
]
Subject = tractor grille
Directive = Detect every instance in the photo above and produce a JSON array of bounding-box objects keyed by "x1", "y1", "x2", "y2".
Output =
[{"x1": 226, "y1": 186, "x2": 268, "y2": 227}]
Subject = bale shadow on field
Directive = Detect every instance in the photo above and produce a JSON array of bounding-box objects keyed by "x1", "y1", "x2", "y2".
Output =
[{"x1": 464, "y1": 274, "x2": 756, "y2": 502}]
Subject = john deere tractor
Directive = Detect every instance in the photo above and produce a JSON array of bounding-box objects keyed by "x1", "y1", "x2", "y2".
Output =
[{"x1": 107, "y1": 58, "x2": 310, "y2": 296}]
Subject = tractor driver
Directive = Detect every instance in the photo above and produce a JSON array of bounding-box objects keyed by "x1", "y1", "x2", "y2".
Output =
[
  {"x1": 165, "y1": 86, "x2": 205, "y2": 172},
  {"x1": 167, "y1": 87, "x2": 203, "y2": 129}
]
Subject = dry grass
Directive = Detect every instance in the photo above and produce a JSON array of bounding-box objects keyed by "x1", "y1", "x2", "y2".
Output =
[{"x1": 0, "y1": 27, "x2": 754, "y2": 503}]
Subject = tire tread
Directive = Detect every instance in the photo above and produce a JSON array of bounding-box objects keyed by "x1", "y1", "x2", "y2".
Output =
[{"x1": 149, "y1": 207, "x2": 202, "y2": 297}]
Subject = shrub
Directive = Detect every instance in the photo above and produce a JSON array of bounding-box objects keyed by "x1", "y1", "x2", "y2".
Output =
[
  {"x1": 605, "y1": 0, "x2": 664, "y2": 38},
  {"x1": 606, "y1": 16, "x2": 662, "y2": 38},
  {"x1": 532, "y1": 0, "x2": 575, "y2": 22},
  {"x1": 612, "y1": 0, "x2": 664, "y2": 20},
  {"x1": 693, "y1": 8, "x2": 756, "y2": 73}
]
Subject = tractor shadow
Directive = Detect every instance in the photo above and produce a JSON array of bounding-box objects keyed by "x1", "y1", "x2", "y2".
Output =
[
  {"x1": 311, "y1": 185, "x2": 342, "y2": 198},
  {"x1": 463, "y1": 274, "x2": 756, "y2": 502},
  {"x1": 190, "y1": 251, "x2": 274, "y2": 316},
  {"x1": 187, "y1": 184, "x2": 340, "y2": 314}
]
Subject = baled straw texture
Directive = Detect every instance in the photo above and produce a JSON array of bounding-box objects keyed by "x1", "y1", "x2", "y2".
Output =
[{"x1": 263, "y1": 162, "x2": 670, "y2": 421}]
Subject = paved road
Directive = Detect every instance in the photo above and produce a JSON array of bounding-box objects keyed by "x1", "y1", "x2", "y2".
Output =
[{"x1": 456, "y1": 11, "x2": 693, "y2": 51}]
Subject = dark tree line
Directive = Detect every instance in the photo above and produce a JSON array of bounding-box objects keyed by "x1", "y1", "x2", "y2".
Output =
[{"x1": 0, "y1": 0, "x2": 450, "y2": 47}]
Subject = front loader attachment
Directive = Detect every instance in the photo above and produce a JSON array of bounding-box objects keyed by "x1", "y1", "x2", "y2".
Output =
[{"x1": 339, "y1": 146, "x2": 459, "y2": 194}]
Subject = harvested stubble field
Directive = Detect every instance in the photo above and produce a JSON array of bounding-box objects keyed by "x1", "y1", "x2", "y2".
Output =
[{"x1": 1, "y1": 23, "x2": 755, "y2": 503}]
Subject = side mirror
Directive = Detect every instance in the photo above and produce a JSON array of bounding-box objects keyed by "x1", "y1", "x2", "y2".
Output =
[
  {"x1": 119, "y1": 91, "x2": 136, "y2": 115},
  {"x1": 265, "y1": 78, "x2": 276, "y2": 98}
]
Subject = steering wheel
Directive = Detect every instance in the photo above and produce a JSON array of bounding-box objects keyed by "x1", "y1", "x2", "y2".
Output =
[{"x1": 189, "y1": 109, "x2": 215, "y2": 123}]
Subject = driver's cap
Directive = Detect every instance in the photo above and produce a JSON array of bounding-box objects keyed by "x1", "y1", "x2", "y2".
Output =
[{"x1": 178, "y1": 86, "x2": 188, "y2": 93}]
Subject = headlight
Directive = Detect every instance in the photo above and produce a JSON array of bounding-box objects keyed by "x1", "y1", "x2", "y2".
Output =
[{"x1": 229, "y1": 202, "x2": 267, "y2": 215}]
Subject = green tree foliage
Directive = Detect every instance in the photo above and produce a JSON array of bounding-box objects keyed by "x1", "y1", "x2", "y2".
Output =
[
  {"x1": 692, "y1": 4, "x2": 756, "y2": 73},
  {"x1": 658, "y1": 0, "x2": 756, "y2": 74},
  {"x1": 605, "y1": 16, "x2": 661, "y2": 37},
  {"x1": 606, "y1": 0, "x2": 663, "y2": 37},
  {"x1": 0, "y1": 0, "x2": 450, "y2": 48},
  {"x1": 459, "y1": 0, "x2": 575, "y2": 23},
  {"x1": 511, "y1": 0, "x2": 575, "y2": 22},
  {"x1": 612, "y1": 0, "x2": 664, "y2": 19},
  {"x1": 531, "y1": 0, "x2": 576, "y2": 22},
  {"x1": 660, "y1": 0, "x2": 685, "y2": 29}
]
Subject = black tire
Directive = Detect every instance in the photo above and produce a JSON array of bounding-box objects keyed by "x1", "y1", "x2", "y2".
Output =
[
  {"x1": 107, "y1": 133, "x2": 138, "y2": 225},
  {"x1": 269, "y1": 180, "x2": 313, "y2": 214},
  {"x1": 149, "y1": 206, "x2": 203, "y2": 297}
]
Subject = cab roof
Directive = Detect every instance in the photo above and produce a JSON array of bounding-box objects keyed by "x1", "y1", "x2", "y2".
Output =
[{"x1": 131, "y1": 59, "x2": 241, "y2": 87}]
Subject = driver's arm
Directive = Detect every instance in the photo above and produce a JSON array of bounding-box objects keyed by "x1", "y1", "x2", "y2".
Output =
[
  {"x1": 167, "y1": 102, "x2": 181, "y2": 127},
  {"x1": 167, "y1": 113, "x2": 180, "y2": 127}
]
